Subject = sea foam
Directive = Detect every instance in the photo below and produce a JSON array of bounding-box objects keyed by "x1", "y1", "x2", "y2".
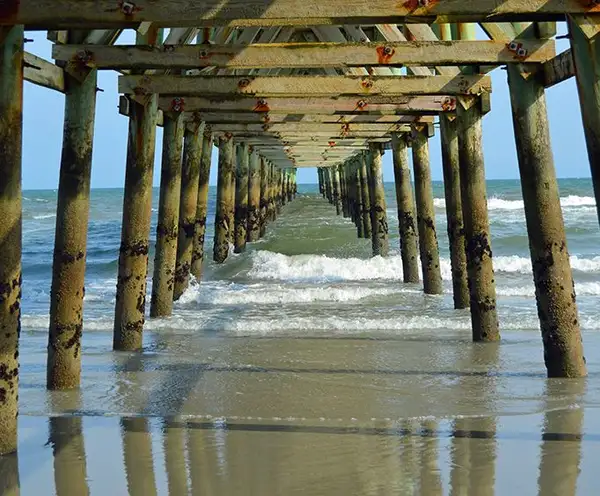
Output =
[
  {"x1": 434, "y1": 195, "x2": 595, "y2": 211},
  {"x1": 246, "y1": 251, "x2": 600, "y2": 283}
]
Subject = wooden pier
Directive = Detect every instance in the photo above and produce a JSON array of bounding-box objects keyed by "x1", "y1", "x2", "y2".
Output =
[{"x1": 1, "y1": 1, "x2": 598, "y2": 454}]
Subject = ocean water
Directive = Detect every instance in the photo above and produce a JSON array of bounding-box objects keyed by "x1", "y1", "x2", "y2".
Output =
[
  {"x1": 21, "y1": 178, "x2": 600, "y2": 337},
  {"x1": 9, "y1": 178, "x2": 600, "y2": 495}
]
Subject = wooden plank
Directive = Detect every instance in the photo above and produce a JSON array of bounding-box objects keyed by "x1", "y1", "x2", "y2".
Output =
[
  {"x1": 5, "y1": 1, "x2": 599, "y2": 29},
  {"x1": 23, "y1": 51, "x2": 65, "y2": 92},
  {"x1": 161, "y1": 95, "x2": 455, "y2": 114},
  {"x1": 119, "y1": 74, "x2": 491, "y2": 96},
  {"x1": 543, "y1": 49, "x2": 574, "y2": 88},
  {"x1": 53, "y1": 40, "x2": 555, "y2": 70}
]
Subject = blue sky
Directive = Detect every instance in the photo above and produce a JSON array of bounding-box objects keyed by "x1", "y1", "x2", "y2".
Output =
[{"x1": 22, "y1": 25, "x2": 588, "y2": 190}]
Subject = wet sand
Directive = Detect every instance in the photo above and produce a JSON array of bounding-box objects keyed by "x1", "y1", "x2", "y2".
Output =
[{"x1": 3, "y1": 327, "x2": 600, "y2": 495}]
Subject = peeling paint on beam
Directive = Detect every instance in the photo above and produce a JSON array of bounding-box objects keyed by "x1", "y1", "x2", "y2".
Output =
[
  {"x1": 181, "y1": 113, "x2": 428, "y2": 124},
  {"x1": 119, "y1": 75, "x2": 492, "y2": 97},
  {"x1": 54, "y1": 40, "x2": 555, "y2": 70},
  {"x1": 4, "y1": 1, "x2": 595, "y2": 30}
]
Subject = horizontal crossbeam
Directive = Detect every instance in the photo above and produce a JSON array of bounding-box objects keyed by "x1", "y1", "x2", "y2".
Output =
[
  {"x1": 4, "y1": 1, "x2": 596, "y2": 29},
  {"x1": 119, "y1": 75, "x2": 491, "y2": 97},
  {"x1": 53, "y1": 40, "x2": 556, "y2": 69},
  {"x1": 158, "y1": 95, "x2": 456, "y2": 115},
  {"x1": 184, "y1": 112, "x2": 432, "y2": 124}
]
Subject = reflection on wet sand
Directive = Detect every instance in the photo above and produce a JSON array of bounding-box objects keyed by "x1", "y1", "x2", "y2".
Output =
[
  {"x1": 5, "y1": 403, "x2": 592, "y2": 496},
  {"x1": 4, "y1": 331, "x2": 598, "y2": 495},
  {"x1": 538, "y1": 381, "x2": 585, "y2": 496}
]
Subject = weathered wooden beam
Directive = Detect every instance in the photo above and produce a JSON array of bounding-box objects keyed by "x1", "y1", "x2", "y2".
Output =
[
  {"x1": 207, "y1": 122, "x2": 413, "y2": 133},
  {"x1": 24, "y1": 51, "x2": 65, "y2": 92},
  {"x1": 119, "y1": 75, "x2": 492, "y2": 97},
  {"x1": 543, "y1": 49, "x2": 574, "y2": 88},
  {"x1": 53, "y1": 40, "x2": 556, "y2": 70},
  {"x1": 188, "y1": 112, "x2": 427, "y2": 124},
  {"x1": 160, "y1": 95, "x2": 456, "y2": 115},
  {"x1": 5, "y1": 1, "x2": 596, "y2": 29}
]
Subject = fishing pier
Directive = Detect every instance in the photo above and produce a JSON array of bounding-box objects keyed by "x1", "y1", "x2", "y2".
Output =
[{"x1": 1, "y1": 1, "x2": 599, "y2": 456}]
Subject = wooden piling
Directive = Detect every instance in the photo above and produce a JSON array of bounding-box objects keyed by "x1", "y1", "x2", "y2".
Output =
[
  {"x1": 287, "y1": 169, "x2": 294, "y2": 203},
  {"x1": 150, "y1": 114, "x2": 184, "y2": 317},
  {"x1": 47, "y1": 60, "x2": 98, "y2": 389},
  {"x1": 173, "y1": 122, "x2": 203, "y2": 300},
  {"x1": 440, "y1": 116, "x2": 469, "y2": 308},
  {"x1": 113, "y1": 95, "x2": 158, "y2": 351},
  {"x1": 234, "y1": 142, "x2": 249, "y2": 253},
  {"x1": 275, "y1": 167, "x2": 283, "y2": 214},
  {"x1": 324, "y1": 167, "x2": 333, "y2": 204},
  {"x1": 281, "y1": 169, "x2": 288, "y2": 206},
  {"x1": 214, "y1": 135, "x2": 234, "y2": 263},
  {"x1": 340, "y1": 165, "x2": 350, "y2": 218},
  {"x1": 259, "y1": 156, "x2": 268, "y2": 237},
  {"x1": 411, "y1": 128, "x2": 443, "y2": 294},
  {"x1": 569, "y1": 19, "x2": 600, "y2": 228},
  {"x1": 457, "y1": 99, "x2": 500, "y2": 342},
  {"x1": 359, "y1": 154, "x2": 373, "y2": 239},
  {"x1": 190, "y1": 130, "x2": 213, "y2": 279},
  {"x1": 391, "y1": 133, "x2": 420, "y2": 284},
  {"x1": 227, "y1": 145, "x2": 236, "y2": 244},
  {"x1": 353, "y1": 160, "x2": 365, "y2": 238},
  {"x1": 247, "y1": 148, "x2": 261, "y2": 242},
  {"x1": 368, "y1": 144, "x2": 390, "y2": 257},
  {"x1": 332, "y1": 167, "x2": 342, "y2": 215},
  {"x1": 0, "y1": 25, "x2": 24, "y2": 455},
  {"x1": 318, "y1": 168, "x2": 325, "y2": 197},
  {"x1": 507, "y1": 64, "x2": 586, "y2": 377}
]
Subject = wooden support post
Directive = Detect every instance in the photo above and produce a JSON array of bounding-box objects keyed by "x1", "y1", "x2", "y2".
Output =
[
  {"x1": 150, "y1": 114, "x2": 184, "y2": 317},
  {"x1": 259, "y1": 156, "x2": 268, "y2": 237},
  {"x1": 440, "y1": 116, "x2": 469, "y2": 308},
  {"x1": 0, "y1": 25, "x2": 23, "y2": 456},
  {"x1": 268, "y1": 163, "x2": 277, "y2": 221},
  {"x1": 325, "y1": 168, "x2": 333, "y2": 204},
  {"x1": 368, "y1": 143, "x2": 390, "y2": 257},
  {"x1": 281, "y1": 169, "x2": 288, "y2": 206},
  {"x1": 287, "y1": 170, "x2": 294, "y2": 202},
  {"x1": 359, "y1": 154, "x2": 372, "y2": 239},
  {"x1": 234, "y1": 143, "x2": 249, "y2": 253},
  {"x1": 173, "y1": 122, "x2": 203, "y2": 300},
  {"x1": 391, "y1": 133, "x2": 420, "y2": 284},
  {"x1": 247, "y1": 148, "x2": 261, "y2": 242},
  {"x1": 340, "y1": 164, "x2": 350, "y2": 218},
  {"x1": 507, "y1": 64, "x2": 586, "y2": 377},
  {"x1": 214, "y1": 135, "x2": 234, "y2": 263},
  {"x1": 228, "y1": 145, "x2": 236, "y2": 244},
  {"x1": 353, "y1": 160, "x2": 365, "y2": 238},
  {"x1": 569, "y1": 18, "x2": 600, "y2": 228},
  {"x1": 47, "y1": 59, "x2": 97, "y2": 389},
  {"x1": 113, "y1": 95, "x2": 158, "y2": 351},
  {"x1": 457, "y1": 99, "x2": 500, "y2": 342},
  {"x1": 411, "y1": 129, "x2": 443, "y2": 294},
  {"x1": 190, "y1": 130, "x2": 213, "y2": 279},
  {"x1": 318, "y1": 168, "x2": 325, "y2": 198},
  {"x1": 347, "y1": 162, "x2": 357, "y2": 226},
  {"x1": 275, "y1": 167, "x2": 283, "y2": 214},
  {"x1": 332, "y1": 167, "x2": 342, "y2": 215}
]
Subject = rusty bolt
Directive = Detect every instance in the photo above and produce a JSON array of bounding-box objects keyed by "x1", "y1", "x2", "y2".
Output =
[
  {"x1": 120, "y1": 1, "x2": 137, "y2": 15},
  {"x1": 507, "y1": 41, "x2": 520, "y2": 52},
  {"x1": 361, "y1": 79, "x2": 374, "y2": 90},
  {"x1": 356, "y1": 99, "x2": 367, "y2": 109},
  {"x1": 171, "y1": 97, "x2": 185, "y2": 112},
  {"x1": 199, "y1": 49, "x2": 209, "y2": 59},
  {"x1": 517, "y1": 47, "x2": 528, "y2": 58},
  {"x1": 75, "y1": 49, "x2": 93, "y2": 64},
  {"x1": 238, "y1": 78, "x2": 251, "y2": 89},
  {"x1": 382, "y1": 46, "x2": 394, "y2": 56},
  {"x1": 164, "y1": 45, "x2": 175, "y2": 53}
]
